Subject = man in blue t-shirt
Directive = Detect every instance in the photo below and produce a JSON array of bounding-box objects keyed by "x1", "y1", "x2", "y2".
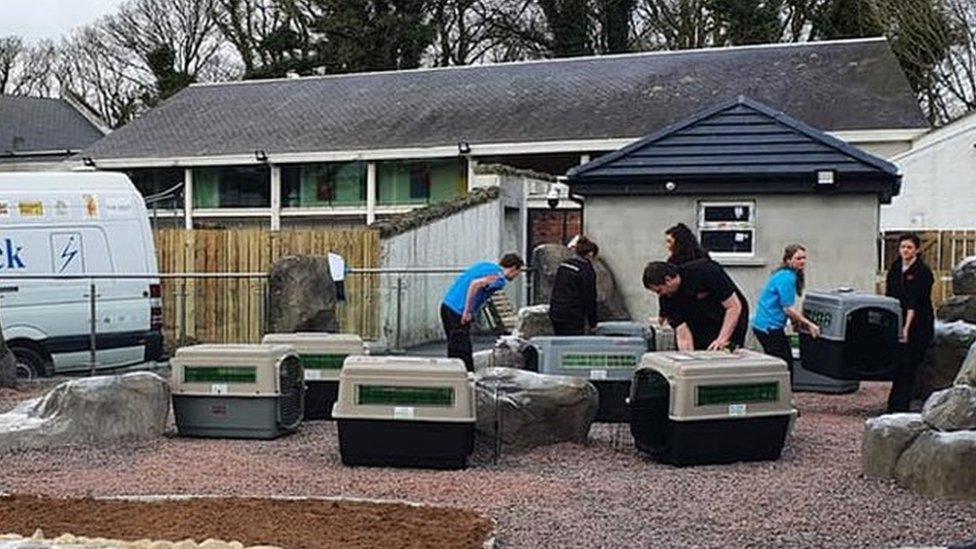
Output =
[{"x1": 441, "y1": 253, "x2": 525, "y2": 371}]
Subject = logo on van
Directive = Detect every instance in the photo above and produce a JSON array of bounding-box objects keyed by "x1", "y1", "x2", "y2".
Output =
[
  {"x1": 0, "y1": 239, "x2": 25, "y2": 270},
  {"x1": 58, "y1": 236, "x2": 80, "y2": 273}
]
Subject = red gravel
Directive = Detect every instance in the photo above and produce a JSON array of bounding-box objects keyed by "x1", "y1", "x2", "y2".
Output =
[{"x1": 0, "y1": 382, "x2": 974, "y2": 548}]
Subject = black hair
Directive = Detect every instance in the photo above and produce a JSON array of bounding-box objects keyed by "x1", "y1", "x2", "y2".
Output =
[
  {"x1": 642, "y1": 261, "x2": 678, "y2": 288},
  {"x1": 665, "y1": 223, "x2": 709, "y2": 265},
  {"x1": 499, "y1": 253, "x2": 525, "y2": 269}
]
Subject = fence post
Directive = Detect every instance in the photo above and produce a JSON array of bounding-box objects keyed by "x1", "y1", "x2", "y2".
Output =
[
  {"x1": 395, "y1": 275, "x2": 404, "y2": 351},
  {"x1": 88, "y1": 280, "x2": 97, "y2": 376},
  {"x1": 179, "y1": 277, "x2": 187, "y2": 347}
]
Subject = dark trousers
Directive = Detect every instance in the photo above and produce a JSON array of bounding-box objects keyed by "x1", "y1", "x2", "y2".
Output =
[
  {"x1": 754, "y1": 328, "x2": 793, "y2": 375},
  {"x1": 887, "y1": 343, "x2": 928, "y2": 412},
  {"x1": 551, "y1": 317, "x2": 585, "y2": 336},
  {"x1": 440, "y1": 304, "x2": 473, "y2": 372}
]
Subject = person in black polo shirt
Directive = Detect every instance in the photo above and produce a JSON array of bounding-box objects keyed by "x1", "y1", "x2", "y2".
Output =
[
  {"x1": 548, "y1": 236, "x2": 599, "y2": 335},
  {"x1": 885, "y1": 233, "x2": 935, "y2": 412},
  {"x1": 643, "y1": 259, "x2": 749, "y2": 351}
]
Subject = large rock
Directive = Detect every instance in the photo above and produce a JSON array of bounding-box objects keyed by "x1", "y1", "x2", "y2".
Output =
[
  {"x1": 937, "y1": 295, "x2": 976, "y2": 324},
  {"x1": 473, "y1": 337, "x2": 527, "y2": 371},
  {"x1": 268, "y1": 255, "x2": 338, "y2": 333},
  {"x1": 894, "y1": 429, "x2": 976, "y2": 500},
  {"x1": 953, "y1": 256, "x2": 976, "y2": 295},
  {"x1": 954, "y1": 341, "x2": 976, "y2": 387},
  {"x1": 861, "y1": 413, "x2": 927, "y2": 478},
  {"x1": 512, "y1": 305, "x2": 553, "y2": 340},
  {"x1": 914, "y1": 321, "x2": 976, "y2": 400},
  {"x1": 0, "y1": 322, "x2": 15, "y2": 388},
  {"x1": 474, "y1": 367, "x2": 598, "y2": 451},
  {"x1": 922, "y1": 386, "x2": 976, "y2": 431},
  {"x1": 0, "y1": 372, "x2": 169, "y2": 452},
  {"x1": 530, "y1": 244, "x2": 630, "y2": 321}
]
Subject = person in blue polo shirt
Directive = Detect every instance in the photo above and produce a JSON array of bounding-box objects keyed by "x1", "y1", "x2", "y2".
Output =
[
  {"x1": 752, "y1": 244, "x2": 821, "y2": 373},
  {"x1": 441, "y1": 253, "x2": 525, "y2": 371}
]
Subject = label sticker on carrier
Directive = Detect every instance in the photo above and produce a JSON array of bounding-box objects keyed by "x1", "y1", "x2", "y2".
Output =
[
  {"x1": 393, "y1": 406, "x2": 415, "y2": 419},
  {"x1": 589, "y1": 369, "x2": 608, "y2": 380},
  {"x1": 305, "y1": 370, "x2": 322, "y2": 381},
  {"x1": 211, "y1": 383, "x2": 229, "y2": 395},
  {"x1": 728, "y1": 404, "x2": 747, "y2": 416}
]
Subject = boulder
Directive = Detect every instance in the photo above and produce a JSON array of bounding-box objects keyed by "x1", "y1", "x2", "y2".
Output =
[
  {"x1": 472, "y1": 338, "x2": 527, "y2": 372},
  {"x1": 0, "y1": 372, "x2": 169, "y2": 452},
  {"x1": 894, "y1": 429, "x2": 976, "y2": 500},
  {"x1": 0, "y1": 322, "x2": 15, "y2": 388},
  {"x1": 914, "y1": 321, "x2": 976, "y2": 400},
  {"x1": 922, "y1": 386, "x2": 976, "y2": 431},
  {"x1": 268, "y1": 255, "x2": 338, "y2": 333},
  {"x1": 474, "y1": 367, "x2": 598, "y2": 452},
  {"x1": 953, "y1": 256, "x2": 976, "y2": 296},
  {"x1": 530, "y1": 244, "x2": 629, "y2": 321},
  {"x1": 937, "y1": 295, "x2": 976, "y2": 324},
  {"x1": 954, "y1": 341, "x2": 976, "y2": 387},
  {"x1": 512, "y1": 305, "x2": 553, "y2": 340},
  {"x1": 861, "y1": 413, "x2": 927, "y2": 478}
]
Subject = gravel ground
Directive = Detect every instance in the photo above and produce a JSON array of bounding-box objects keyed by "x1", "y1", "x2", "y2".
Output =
[{"x1": 0, "y1": 382, "x2": 973, "y2": 548}]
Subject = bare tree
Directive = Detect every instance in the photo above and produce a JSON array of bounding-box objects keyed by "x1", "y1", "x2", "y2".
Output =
[
  {"x1": 0, "y1": 36, "x2": 24, "y2": 94},
  {"x1": 213, "y1": 0, "x2": 319, "y2": 77}
]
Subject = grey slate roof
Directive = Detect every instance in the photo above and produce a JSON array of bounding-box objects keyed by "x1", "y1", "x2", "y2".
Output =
[
  {"x1": 568, "y1": 96, "x2": 901, "y2": 202},
  {"x1": 0, "y1": 96, "x2": 105, "y2": 157},
  {"x1": 84, "y1": 38, "x2": 927, "y2": 162}
]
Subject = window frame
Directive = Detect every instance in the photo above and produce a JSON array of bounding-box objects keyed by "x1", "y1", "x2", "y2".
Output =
[{"x1": 697, "y1": 200, "x2": 757, "y2": 258}]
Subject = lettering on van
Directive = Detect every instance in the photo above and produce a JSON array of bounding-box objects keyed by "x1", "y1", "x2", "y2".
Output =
[
  {"x1": 18, "y1": 201, "x2": 44, "y2": 218},
  {"x1": 0, "y1": 239, "x2": 26, "y2": 270}
]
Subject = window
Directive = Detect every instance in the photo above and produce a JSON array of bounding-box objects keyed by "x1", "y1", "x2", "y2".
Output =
[
  {"x1": 124, "y1": 168, "x2": 184, "y2": 209},
  {"x1": 698, "y1": 201, "x2": 755, "y2": 256},
  {"x1": 281, "y1": 162, "x2": 366, "y2": 208},
  {"x1": 193, "y1": 166, "x2": 271, "y2": 208},
  {"x1": 377, "y1": 158, "x2": 466, "y2": 206}
]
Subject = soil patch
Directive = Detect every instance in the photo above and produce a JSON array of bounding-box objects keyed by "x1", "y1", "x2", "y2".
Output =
[{"x1": 0, "y1": 495, "x2": 493, "y2": 549}]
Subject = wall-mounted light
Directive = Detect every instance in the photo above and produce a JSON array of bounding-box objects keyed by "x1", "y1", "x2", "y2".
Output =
[
  {"x1": 546, "y1": 184, "x2": 560, "y2": 210},
  {"x1": 457, "y1": 141, "x2": 471, "y2": 155},
  {"x1": 254, "y1": 150, "x2": 268, "y2": 163},
  {"x1": 82, "y1": 157, "x2": 96, "y2": 167},
  {"x1": 816, "y1": 169, "x2": 836, "y2": 186}
]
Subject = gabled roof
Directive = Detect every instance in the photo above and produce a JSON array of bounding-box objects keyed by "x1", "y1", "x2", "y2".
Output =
[
  {"x1": 567, "y1": 96, "x2": 901, "y2": 202},
  {"x1": 0, "y1": 96, "x2": 106, "y2": 159},
  {"x1": 83, "y1": 38, "x2": 927, "y2": 163}
]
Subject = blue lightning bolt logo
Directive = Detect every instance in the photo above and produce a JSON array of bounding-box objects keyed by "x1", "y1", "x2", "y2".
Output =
[{"x1": 58, "y1": 237, "x2": 79, "y2": 273}]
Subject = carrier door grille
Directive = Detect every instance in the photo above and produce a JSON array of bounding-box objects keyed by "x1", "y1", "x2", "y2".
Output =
[{"x1": 278, "y1": 358, "x2": 304, "y2": 428}]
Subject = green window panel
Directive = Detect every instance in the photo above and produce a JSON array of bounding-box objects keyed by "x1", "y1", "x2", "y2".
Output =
[
  {"x1": 301, "y1": 354, "x2": 347, "y2": 370},
  {"x1": 696, "y1": 382, "x2": 779, "y2": 406},
  {"x1": 193, "y1": 168, "x2": 220, "y2": 208},
  {"x1": 561, "y1": 353, "x2": 639, "y2": 369},
  {"x1": 357, "y1": 385, "x2": 455, "y2": 407},
  {"x1": 184, "y1": 366, "x2": 257, "y2": 383},
  {"x1": 281, "y1": 162, "x2": 366, "y2": 208},
  {"x1": 377, "y1": 159, "x2": 466, "y2": 206},
  {"x1": 192, "y1": 166, "x2": 270, "y2": 208}
]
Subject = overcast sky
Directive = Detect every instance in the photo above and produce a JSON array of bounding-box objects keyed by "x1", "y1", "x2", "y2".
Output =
[{"x1": 0, "y1": 0, "x2": 127, "y2": 42}]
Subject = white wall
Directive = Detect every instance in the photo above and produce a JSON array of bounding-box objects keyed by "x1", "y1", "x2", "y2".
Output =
[
  {"x1": 585, "y1": 194, "x2": 880, "y2": 323},
  {"x1": 883, "y1": 113, "x2": 976, "y2": 230}
]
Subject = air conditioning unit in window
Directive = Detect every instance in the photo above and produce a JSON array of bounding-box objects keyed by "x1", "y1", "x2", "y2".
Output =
[{"x1": 171, "y1": 344, "x2": 304, "y2": 439}]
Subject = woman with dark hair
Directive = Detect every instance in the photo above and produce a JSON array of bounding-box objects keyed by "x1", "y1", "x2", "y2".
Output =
[
  {"x1": 665, "y1": 223, "x2": 710, "y2": 265},
  {"x1": 549, "y1": 236, "x2": 599, "y2": 335},
  {"x1": 885, "y1": 233, "x2": 935, "y2": 412},
  {"x1": 659, "y1": 223, "x2": 710, "y2": 325},
  {"x1": 752, "y1": 244, "x2": 821, "y2": 372}
]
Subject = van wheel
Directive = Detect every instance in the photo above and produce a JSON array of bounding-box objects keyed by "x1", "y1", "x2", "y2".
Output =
[{"x1": 11, "y1": 346, "x2": 46, "y2": 380}]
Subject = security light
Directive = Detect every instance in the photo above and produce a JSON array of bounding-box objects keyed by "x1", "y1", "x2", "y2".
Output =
[
  {"x1": 816, "y1": 170, "x2": 836, "y2": 186},
  {"x1": 82, "y1": 157, "x2": 96, "y2": 167},
  {"x1": 457, "y1": 141, "x2": 471, "y2": 155},
  {"x1": 546, "y1": 185, "x2": 560, "y2": 209},
  {"x1": 254, "y1": 150, "x2": 268, "y2": 163}
]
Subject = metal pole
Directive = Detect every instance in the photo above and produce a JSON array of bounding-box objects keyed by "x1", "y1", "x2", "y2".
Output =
[
  {"x1": 88, "y1": 280, "x2": 97, "y2": 376},
  {"x1": 395, "y1": 275, "x2": 403, "y2": 351},
  {"x1": 179, "y1": 276, "x2": 187, "y2": 347}
]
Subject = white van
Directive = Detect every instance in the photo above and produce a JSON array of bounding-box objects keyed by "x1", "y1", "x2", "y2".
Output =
[{"x1": 0, "y1": 172, "x2": 163, "y2": 379}]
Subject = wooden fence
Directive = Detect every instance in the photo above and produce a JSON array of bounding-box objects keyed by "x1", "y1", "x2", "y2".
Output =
[
  {"x1": 880, "y1": 230, "x2": 976, "y2": 308},
  {"x1": 154, "y1": 228, "x2": 381, "y2": 347}
]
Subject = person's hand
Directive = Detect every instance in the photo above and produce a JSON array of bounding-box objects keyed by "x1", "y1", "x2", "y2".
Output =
[
  {"x1": 807, "y1": 323, "x2": 821, "y2": 339},
  {"x1": 707, "y1": 338, "x2": 729, "y2": 351},
  {"x1": 900, "y1": 327, "x2": 909, "y2": 343},
  {"x1": 461, "y1": 311, "x2": 473, "y2": 324}
]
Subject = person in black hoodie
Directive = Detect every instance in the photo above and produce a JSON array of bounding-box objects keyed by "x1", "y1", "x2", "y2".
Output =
[
  {"x1": 885, "y1": 232, "x2": 935, "y2": 412},
  {"x1": 548, "y1": 236, "x2": 599, "y2": 335}
]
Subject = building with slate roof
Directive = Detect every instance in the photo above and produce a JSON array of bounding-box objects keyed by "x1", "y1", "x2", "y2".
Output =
[
  {"x1": 0, "y1": 94, "x2": 108, "y2": 172},
  {"x1": 567, "y1": 96, "x2": 901, "y2": 321},
  {"x1": 80, "y1": 37, "x2": 927, "y2": 233}
]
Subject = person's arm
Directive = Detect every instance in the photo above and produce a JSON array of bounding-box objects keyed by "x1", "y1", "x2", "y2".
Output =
[
  {"x1": 778, "y1": 273, "x2": 820, "y2": 338},
  {"x1": 462, "y1": 275, "x2": 501, "y2": 323},
  {"x1": 708, "y1": 293, "x2": 742, "y2": 351},
  {"x1": 675, "y1": 323, "x2": 695, "y2": 351},
  {"x1": 583, "y1": 264, "x2": 598, "y2": 328},
  {"x1": 786, "y1": 307, "x2": 820, "y2": 338}
]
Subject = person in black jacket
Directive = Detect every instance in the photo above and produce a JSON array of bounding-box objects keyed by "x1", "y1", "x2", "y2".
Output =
[
  {"x1": 548, "y1": 236, "x2": 599, "y2": 335},
  {"x1": 885, "y1": 233, "x2": 935, "y2": 412}
]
